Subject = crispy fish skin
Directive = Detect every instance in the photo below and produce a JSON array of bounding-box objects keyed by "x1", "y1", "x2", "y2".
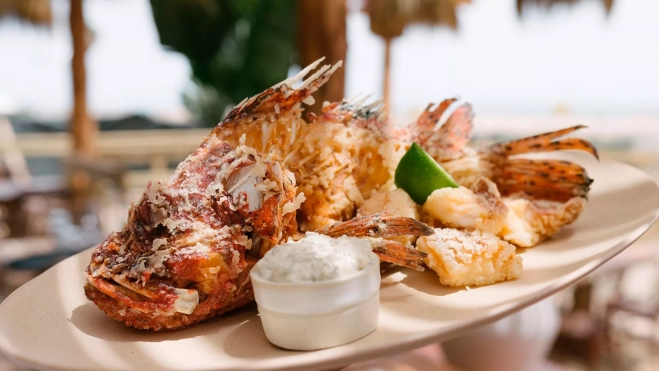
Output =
[
  {"x1": 84, "y1": 261, "x2": 256, "y2": 331},
  {"x1": 84, "y1": 136, "x2": 298, "y2": 330}
]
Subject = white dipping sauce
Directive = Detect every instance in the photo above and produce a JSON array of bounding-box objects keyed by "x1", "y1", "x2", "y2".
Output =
[{"x1": 253, "y1": 233, "x2": 374, "y2": 283}]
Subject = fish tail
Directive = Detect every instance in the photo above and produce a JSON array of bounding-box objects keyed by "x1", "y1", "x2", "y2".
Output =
[
  {"x1": 490, "y1": 125, "x2": 599, "y2": 159},
  {"x1": 495, "y1": 158, "x2": 593, "y2": 202}
]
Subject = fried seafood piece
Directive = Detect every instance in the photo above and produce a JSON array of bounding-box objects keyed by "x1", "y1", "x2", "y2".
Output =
[
  {"x1": 416, "y1": 228, "x2": 522, "y2": 287},
  {"x1": 499, "y1": 194, "x2": 586, "y2": 248},
  {"x1": 397, "y1": 100, "x2": 597, "y2": 248},
  {"x1": 358, "y1": 188, "x2": 420, "y2": 246},
  {"x1": 422, "y1": 177, "x2": 508, "y2": 235},
  {"x1": 84, "y1": 60, "x2": 433, "y2": 331},
  {"x1": 399, "y1": 99, "x2": 598, "y2": 203},
  {"x1": 420, "y1": 177, "x2": 584, "y2": 248}
]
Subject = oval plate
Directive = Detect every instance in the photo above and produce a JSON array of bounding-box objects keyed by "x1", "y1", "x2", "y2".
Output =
[{"x1": 1, "y1": 156, "x2": 658, "y2": 371}]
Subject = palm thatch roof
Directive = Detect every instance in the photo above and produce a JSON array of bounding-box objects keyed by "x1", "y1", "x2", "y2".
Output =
[
  {"x1": 363, "y1": 0, "x2": 470, "y2": 39},
  {"x1": 516, "y1": 0, "x2": 614, "y2": 16},
  {"x1": 0, "y1": 0, "x2": 52, "y2": 26}
]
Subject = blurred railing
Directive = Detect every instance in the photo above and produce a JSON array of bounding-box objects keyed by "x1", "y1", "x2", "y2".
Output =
[
  {"x1": 4, "y1": 129, "x2": 206, "y2": 196},
  {"x1": 6, "y1": 128, "x2": 659, "y2": 182},
  {"x1": 8, "y1": 129, "x2": 206, "y2": 160}
]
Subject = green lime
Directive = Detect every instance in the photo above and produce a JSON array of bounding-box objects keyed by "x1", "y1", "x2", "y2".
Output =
[{"x1": 395, "y1": 142, "x2": 459, "y2": 204}]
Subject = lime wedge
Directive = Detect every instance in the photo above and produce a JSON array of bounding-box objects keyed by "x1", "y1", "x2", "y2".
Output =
[{"x1": 395, "y1": 142, "x2": 459, "y2": 204}]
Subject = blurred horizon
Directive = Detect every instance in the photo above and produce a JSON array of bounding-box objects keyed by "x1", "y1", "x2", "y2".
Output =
[{"x1": 0, "y1": 0, "x2": 657, "y2": 124}]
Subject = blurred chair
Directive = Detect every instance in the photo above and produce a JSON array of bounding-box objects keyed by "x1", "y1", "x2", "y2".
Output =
[
  {"x1": 0, "y1": 118, "x2": 64, "y2": 240},
  {"x1": 552, "y1": 279, "x2": 607, "y2": 369},
  {"x1": 0, "y1": 117, "x2": 31, "y2": 186},
  {"x1": 603, "y1": 251, "x2": 659, "y2": 368},
  {"x1": 0, "y1": 118, "x2": 128, "y2": 296},
  {"x1": 550, "y1": 244, "x2": 655, "y2": 368},
  {"x1": 0, "y1": 118, "x2": 63, "y2": 295},
  {"x1": 551, "y1": 239, "x2": 659, "y2": 369},
  {"x1": 60, "y1": 153, "x2": 128, "y2": 234}
]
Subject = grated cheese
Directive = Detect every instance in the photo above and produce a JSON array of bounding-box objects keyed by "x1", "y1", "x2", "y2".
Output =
[
  {"x1": 152, "y1": 238, "x2": 167, "y2": 251},
  {"x1": 173, "y1": 288, "x2": 199, "y2": 314},
  {"x1": 283, "y1": 193, "x2": 306, "y2": 215}
]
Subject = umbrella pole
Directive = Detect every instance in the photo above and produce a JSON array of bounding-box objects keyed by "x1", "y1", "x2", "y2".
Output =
[
  {"x1": 70, "y1": 0, "x2": 95, "y2": 155},
  {"x1": 383, "y1": 37, "x2": 392, "y2": 117},
  {"x1": 69, "y1": 0, "x2": 96, "y2": 223}
]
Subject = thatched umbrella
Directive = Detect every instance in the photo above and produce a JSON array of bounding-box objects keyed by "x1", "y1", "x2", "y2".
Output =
[
  {"x1": 363, "y1": 0, "x2": 470, "y2": 114},
  {"x1": 1, "y1": 0, "x2": 96, "y2": 222},
  {"x1": 0, "y1": 0, "x2": 52, "y2": 26},
  {"x1": 69, "y1": 0, "x2": 96, "y2": 156},
  {"x1": 516, "y1": 0, "x2": 614, "y2": 15},
  {"x1": 0, "y1": 0, "x2": 95, "y2": 156}
]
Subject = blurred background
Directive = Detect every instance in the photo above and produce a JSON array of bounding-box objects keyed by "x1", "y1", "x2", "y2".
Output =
[{"x1": 0, "y1": 0, "x2": 658, "y2": 370}]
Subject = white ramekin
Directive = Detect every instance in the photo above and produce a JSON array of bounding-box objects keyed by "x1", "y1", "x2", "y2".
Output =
[{"x1": 250, "y1": 251, "x2": 381, "y2": 351}]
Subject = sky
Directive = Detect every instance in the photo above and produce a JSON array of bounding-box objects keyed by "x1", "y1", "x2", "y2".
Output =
[
  {"x1": 0, "y1": 0, "x2": 190, "y2": 120},
  {"x1": 0, "y1": 0, "x2": 657, "y2": 122},
  {"x1": 345, "y1": 0, "x2": 659, "y2": 119}
]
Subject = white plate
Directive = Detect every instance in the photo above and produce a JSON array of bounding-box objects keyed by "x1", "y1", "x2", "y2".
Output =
[{"x1": 1, "y1": 156, "x2": 658, "y2": 371}]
